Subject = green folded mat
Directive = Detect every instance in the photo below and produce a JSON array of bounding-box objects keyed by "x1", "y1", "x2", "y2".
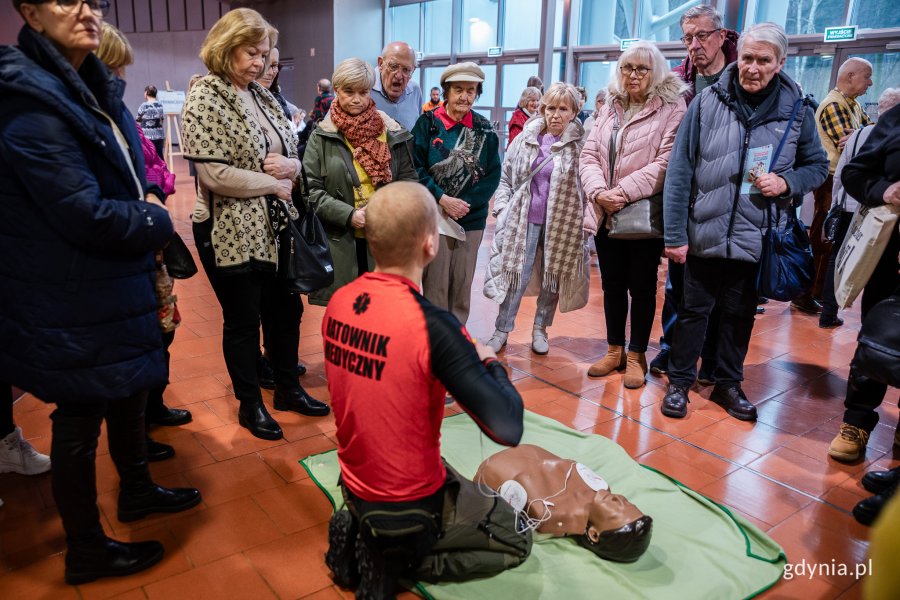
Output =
[{"x1": 301, "y1": 410, "x2": 786, "y2": 600}]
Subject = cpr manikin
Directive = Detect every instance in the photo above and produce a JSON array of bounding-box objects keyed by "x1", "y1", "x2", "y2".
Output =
[{"x1": 474, "y1": 444, "x2": 653, "y2": 562}]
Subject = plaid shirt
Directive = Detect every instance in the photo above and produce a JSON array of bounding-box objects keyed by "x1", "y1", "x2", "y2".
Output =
[{"x1": 818, "y1": 89, "x2": 872, "y2": 147}]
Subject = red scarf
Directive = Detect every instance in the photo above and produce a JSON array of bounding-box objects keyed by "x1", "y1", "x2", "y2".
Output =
[{"x1": 330, "y1": 99, "x2": 393, "y2": 186}]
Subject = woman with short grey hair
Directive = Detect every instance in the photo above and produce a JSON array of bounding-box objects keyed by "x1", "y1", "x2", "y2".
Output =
[{"x1": 507, "y1": 86, "x2": 541, "y2": 148}]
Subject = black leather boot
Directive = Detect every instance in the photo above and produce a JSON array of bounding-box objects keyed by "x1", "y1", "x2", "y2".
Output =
[
  {"x1": 118, "y1": 484, "x2": 202, "y2": 522},
  {"x1": 853, "y1": 480, "x2": 900, "y2": 526},
  {"x1": 146, "y1": 405, "x2": 192, "y2": 427},
  {"x1": 710, "y1": 386, "x2": 758, "y2": 421},
  {"x1": 862, "y1": 466, "x2": 900, "y2": 495},
  {"x1": 65, "y1": 537, "x2": 165, "y2": 584},
  {"x1": 238, "y1": 402, "x2": 283, "y2": 440},
  {"x1": 661, "y1": 385, "x2": 689, "y2": 418},
  {"x1": 274, "y1": 386, "x2": 330, "y2": 417},
  {"x1": 146, "y1": 436, "x2": 175, "y2": 462}
]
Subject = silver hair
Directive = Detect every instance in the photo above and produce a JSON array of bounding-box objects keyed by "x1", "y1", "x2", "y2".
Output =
[
  {"x1": 332, "y1": 58, "x2": 377, "y2": 92},
  {"x1": 878, "y1": 87, "x2": 900, "y2": 114},
  {"x1": 680, "y1": 5, "x2": 723, "y2": 30},
  {"x1": 838, "y1": 57, "x2": 873, "y2": 78},
  {"x1": 737, "y1": 22, "x2": 788, "y2": 62},
  {"x1": 610, "y1": 41, "x2": 671, "y2": 97},
  {"x1": 517, "y1": 86, "x2": 542, "y2": 109}
]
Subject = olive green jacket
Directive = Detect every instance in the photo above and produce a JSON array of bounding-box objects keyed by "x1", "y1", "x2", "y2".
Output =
[{"x1": 303, "y1": 110, "x2": 417, "y2": 305}]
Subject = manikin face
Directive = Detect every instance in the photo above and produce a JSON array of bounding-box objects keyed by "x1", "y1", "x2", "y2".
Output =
[
  {"x1": 230, "y1": 37, "x2": 270, "y2": 89},
  {"x1": 681, "y1": 16, "x2": 726, "y2": 72},
  {"x1": 586, "y1": 490, "x2": 644, "y2": 541},
  {"x1": 378, "y1": 46, "x2": 415, "y2": 101},
  {"x1": 258, "y1": 47, "x2": 279, "y2": 90},
  {"x1": 336, "y1": 87, "x2": 371, "y2": 116},
  {"x1": 737, "y1": 40, "x2": 784, "y2": 94}
]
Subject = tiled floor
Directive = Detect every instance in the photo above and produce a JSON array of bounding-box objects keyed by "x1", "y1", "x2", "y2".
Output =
[{"x1": 1, "y1": 158, "x2": 896, "y2": 599}]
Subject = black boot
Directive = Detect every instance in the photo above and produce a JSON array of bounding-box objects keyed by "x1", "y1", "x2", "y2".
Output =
[
  {"x1": 146, "y1": 405, "x2": 192, "y2": 427},
  {"x1": 661, "y1": 385, "x2": 689, "y2": 418},
  {"x1": 710, "y1": 386, "x2": 758, "y2": 421},
  {"x1": 65, "y1": 536, "x2": 164, "y2": 585},
  {"x1": 356, "y1": 538, "x2": 397, "y2": 600},
  {"x1": 862, "y1": 466, "x2": 900, "y2": 495},
  {"x1": 325, "y1": 509, "x2": 361, "y2": 589},
  {"x1": 118, "y1": 484, "x2": 202, "y2": 522},
  {"x1": 274, "y1": 386, "x2": 330, "y2": 417},
  {"x1": 238, "y1": 402, "x2": 283, "y2": 440},
  {"x1": 853, "y1": 480, "x2": 900, "y2": 526},
  {"x1": 146, "y1": 436, "x2": 175, "y2": 462}
]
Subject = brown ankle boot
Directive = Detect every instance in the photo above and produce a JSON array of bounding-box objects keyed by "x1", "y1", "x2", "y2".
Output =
[
  {"x1": 623, "y1": 352, "x2": 648, "y2": 389},
  {"x1": 588, "y1": 345, "x2": 626, "y2": 377}
]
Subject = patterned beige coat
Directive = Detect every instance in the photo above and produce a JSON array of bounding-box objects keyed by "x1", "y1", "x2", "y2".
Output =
[{"x1": 483, "y1": 117, "x2": 596, "y2": 312}]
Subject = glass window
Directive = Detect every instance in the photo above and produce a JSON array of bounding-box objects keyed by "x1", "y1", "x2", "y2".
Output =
[
  {"x1": 503, "y1": 0, "x2": 541, "y2": 50},
  {"x1": 389, "y1": 4, "x2": 421, "y2": 54},
  {"x1": 422, "y1": 66, "x2": 444, "y2": 103},
  {"x1": 475, "y1": 64, "x2": 497, "y2": 107},
  {"x1": 752, "y1": 0, "x2": 845, "y2": 34},
  {"x1": 502, "y1": 63, "x2": 540, "y2": 106},
  {"x1": 783, "y1": 55, "x2": 835, "y2": 105},
  {"x1": 424, "y1": 0, "x2": 452, "y2": 55},
  {"x1": 552, "y1": 52, "x2": 564, "y2": 84},
  {"x1": 637, "y1": 0, "x2": 703, "y2": 42},
  {"x1": 579, "y1": 0, "x2": 631, "y2": 45},
  {"x1": 579, "y1": 61, "x2": 616, "y2": 99},
  {"x1": 462, "y1": 0, "x2": 499, "y2": 53},
  {"x1": 846, "y1": 52, "x2": 900, "y2": 120},
  {"x1": 554, "y1": 0, "x2": 565, "y2": 47},
  {"x1": 849, "y1": 0, "x2": 900, "y2": 29}
]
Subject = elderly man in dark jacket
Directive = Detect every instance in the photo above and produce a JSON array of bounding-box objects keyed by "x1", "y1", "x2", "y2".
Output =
[
  {"x1": 0, "y1": 9, "x2": 200, "y2": 584},
  {"x1": 660, "y1": 23, "x2": 828, "y2": 421},
  {"x1": 650, "y1": 5, "x2": 739, "y2": 381}
]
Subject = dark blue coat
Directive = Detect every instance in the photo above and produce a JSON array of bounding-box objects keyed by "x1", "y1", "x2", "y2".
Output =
[{"x1": 0, "y1": 26, "x2": 174, "y2": 404}]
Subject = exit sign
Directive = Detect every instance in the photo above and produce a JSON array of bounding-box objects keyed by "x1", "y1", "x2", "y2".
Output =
[
  {"x1": 824, "y1": 26, "x2": 857, "y2": 42},
  {"x1": 487, "y1": 46, "x2": 503, "y2": 57},
  {"x1": 620, "y1": 38, "x2": 640, "y2": 50}
]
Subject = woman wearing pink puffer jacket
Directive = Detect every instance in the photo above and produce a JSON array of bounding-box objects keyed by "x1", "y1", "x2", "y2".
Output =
[{"x1": 580, "y1": 41, "x2": 687, "y2": 389}]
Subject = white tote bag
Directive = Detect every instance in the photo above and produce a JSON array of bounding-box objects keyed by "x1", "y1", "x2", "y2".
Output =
[{"x1": 834, "y1": 204, "x2": 900, "y2": 308}]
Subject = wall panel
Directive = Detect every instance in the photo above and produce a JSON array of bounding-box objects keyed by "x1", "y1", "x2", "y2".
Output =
[
  {"x1": 133, "y1": 0, "x2": 153, "y2": 33},
  {"x1": 151, "y1": 1, "x2": 170, "y2": 32},
  {"x1": 167, "y1": 0, "x2": 186, "y2": 31},
  {"x1": 115, "y1": 0, "x2": 135, "y2": 33}
]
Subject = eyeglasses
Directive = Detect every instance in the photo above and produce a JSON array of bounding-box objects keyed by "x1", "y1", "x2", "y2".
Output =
[
  {"x1": 620, "y1": 65, "x2": 651, "y2": 78},
  {"x1": 681, "y1": 29, "x2": 721, "y2": 45},
  {"x1": 49, "y1": 0, "x2": 110, "y2": 16},
  {"x1": 384, "y1": 60, "x2": 414, "y2": 78}
]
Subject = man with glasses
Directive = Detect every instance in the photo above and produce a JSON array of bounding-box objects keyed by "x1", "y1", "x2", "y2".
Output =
[
  {"x1": 649, "y1": 5, "x2": 739, "y2": 381},
  {"x1": 373, "y1": 41, "x2": 423, "y2": 131}
]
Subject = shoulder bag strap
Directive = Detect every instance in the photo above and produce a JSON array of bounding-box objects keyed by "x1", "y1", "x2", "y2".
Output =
[
  {"x1": 335, "y1": 142, "x2": 365, "y2": 204},
  {"x1": 512, "y1": 151, "x2": 555, "y2": 197},
  {"x1": 771, "y1": 96, "x2": 806, "y2": 166},
  {"x1": 607, "y1": 109, "x2": 620, "y2": 186},
  {"x1": 837, "y1": 129, "x2": 864, "y2": 211}
]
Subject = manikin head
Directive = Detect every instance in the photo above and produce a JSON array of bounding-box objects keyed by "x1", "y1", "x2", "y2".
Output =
[
  {"x1": 366, "y1": 182, "x2": 439, "y2": 273},
  {"x1": 580, "y1": 489, "x2": 653, "y2": 563}
]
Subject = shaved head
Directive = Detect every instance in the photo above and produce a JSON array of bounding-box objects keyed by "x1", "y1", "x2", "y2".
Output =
[
  {"x1": 367, "y1": 182, "x2": 438, "y2": 269},
  {"x1": 837, "y1": 57, "x2": 873, "y2": 98}
]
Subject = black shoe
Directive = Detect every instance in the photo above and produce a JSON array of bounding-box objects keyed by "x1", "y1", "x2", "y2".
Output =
[
  {"x1": 697, "y1": 364, "x2": 716, "y2": 386},
  {"x1": 791, "y1": 295, "x2": 823, "y2": 315},
  {"x1": 853, "y1": 480, "x2": 900, "y2": 526},
  {"x1": 710, "y1": 386, "x2": 757, "y2": 421},
  {"x1": 256, "y1": 355, "x2": 276, "y2": 390},
  {"x1": 356, "y1": 538, "x2": 396, "y2": 600},
  {"x1": 756, "y1": 306, "x2": 766, "y2": 315},
  {"x1": 758, "y1": 297, "x2": 769, "y2": 305},
  {"x1": 862, "y1": 466, "x2": 900, "y2": 495},
  {"x1": 661, "y1": 385, "x2": 689, "y2": 419},
  {"x1": 649, "y1": 350, "x2": 668, "y2": 376},
  {"x1": 296, "y1": 362, "x2": 307, "y2": 377},
  {"x1": 819, "y1": 315, "x2": 844, "y2": 328},
  {"x1": 325, "y1": 509, "x2": 361, "y2": 589},
  {"x1": 238, "y1": 402, "x2": 283, "y2": 440},
  {"x1": 118, "y1": 484, "x2": 202, "y2": 522},
  {"x1": 147, "y1": 406, "x2": 192, "y2": 427},
  {"x1": 65, "y1": 537, "x2": 165, "y2": 585},
  {"x1": 273, "y1": 387, "x2": 330, "y2": 417},
  {"x1": 146, "y1": 437, "x2": 175, "y2": 462}
]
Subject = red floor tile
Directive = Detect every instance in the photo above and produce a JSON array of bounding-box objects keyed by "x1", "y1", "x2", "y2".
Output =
[{"x1": 144, "y1": 554, "x2": 277, "y2": 599}]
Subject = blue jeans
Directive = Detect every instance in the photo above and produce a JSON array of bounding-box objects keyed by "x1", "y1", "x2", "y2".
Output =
[{"x1": 495, "y1": 223, "x2": 560, "y2": 332}]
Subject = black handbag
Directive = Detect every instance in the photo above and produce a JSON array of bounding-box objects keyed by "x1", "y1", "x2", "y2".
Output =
[
  {"x1": 756, "y1": 97, "x2": 815, "y2": 301},
  {"x1": 823, "y1": 130, "x2": 863, "y2": 243},
  {"x1": 163, "y1": 232, "x2": 198, "y2": 279},
  {"x1": 271, "y1": 169, "x2": 335, "y2": 294},
  {"x1": 851, "y1": 289, "x2": 900, "y2": 388}
]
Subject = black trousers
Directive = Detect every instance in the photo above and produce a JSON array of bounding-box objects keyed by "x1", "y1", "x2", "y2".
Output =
[
  {"x1": 594, "y1": 227, "x2": 664, "y2": 353},
  {"x1": 145, "y1": 329, "x2": 175, "y2": 416},
  {"x1": 0, "y1": 381, "x2": 14, "y2": 438},
  {"x1": 193, "y1": 219, "x2": 302, "y2": 405},
  {"x1": 151, "y1": 138, "x2": 165, "y2": 161},
  {"x1": 659, "y1": 261, "x2": 719, "y2": 369},
  {"x1": 668, "y1": 256, "x2": 759, "y2": 389},
  {"x1": 842, "y1": 227, "x2": 900, "y2": 431},
  {"x1": 51, "y1": 393, "x2": 151, "y2": 549},
  {"x1": 820, "y1": 210, "x2": 855, "y2": 318}
]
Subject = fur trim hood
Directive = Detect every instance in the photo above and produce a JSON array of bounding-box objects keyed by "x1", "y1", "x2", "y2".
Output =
[{"x1": 607, "y1": 70, "x2": 689, "y2": 107}]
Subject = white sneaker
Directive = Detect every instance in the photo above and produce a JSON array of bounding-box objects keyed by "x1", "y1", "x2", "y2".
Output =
[
  {"x1": 531, "y1": 327, "x2": 549, "y2": 355},
  {"x1": 0, "y1": 427, "x2": 51, "y2": 475},
  {"x1": 485, "y1": 330, "x2": 509, "y2": 353}
]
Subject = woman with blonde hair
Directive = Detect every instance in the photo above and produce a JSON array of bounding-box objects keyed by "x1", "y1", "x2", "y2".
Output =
[
  {"x1": 183, "y1": 8, "x2": 329, "y2": 442},
  {"x1": 484, "y1": 83, "x2": 595, "y2": 354},
  {"x1": 303, "y1": 57, "x2": 418, "y2": 305},
  {"x1": 580, "y1": 41, "x2": 687, "y2": 388},
  {"x1": 506, "y1": 86, "x2": 541, "y2": 148}
]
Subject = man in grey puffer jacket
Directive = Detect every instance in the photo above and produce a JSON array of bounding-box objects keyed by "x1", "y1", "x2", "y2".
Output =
[{"x1": 660, "y1": 23, "x2": 828, "y2": 421}]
